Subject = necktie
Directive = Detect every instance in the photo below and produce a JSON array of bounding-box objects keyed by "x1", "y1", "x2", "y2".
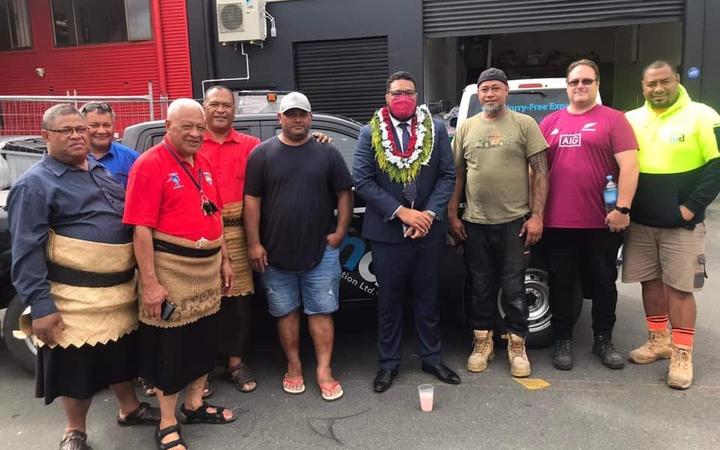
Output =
[
  {"x1": 398, "y1": 122, "x2": 410, "y2": 154},
  {"x1": 398, "y1": 122, "x2": 416, "y2": 204}
]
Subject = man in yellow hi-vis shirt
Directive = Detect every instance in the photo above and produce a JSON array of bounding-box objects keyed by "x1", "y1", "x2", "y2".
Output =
[{"x1": 623, "y1": 60, "x2": 720, "y2": 390}]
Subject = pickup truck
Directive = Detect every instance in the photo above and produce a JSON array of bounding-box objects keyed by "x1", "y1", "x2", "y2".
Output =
[{"x1": 0, "y1": 112, "x2": 554, "y2": 372}]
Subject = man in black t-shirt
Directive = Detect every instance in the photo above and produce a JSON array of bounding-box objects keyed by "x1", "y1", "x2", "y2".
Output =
[{"x1": 244, "y1": 92, "x2": 353, "y2": 401}]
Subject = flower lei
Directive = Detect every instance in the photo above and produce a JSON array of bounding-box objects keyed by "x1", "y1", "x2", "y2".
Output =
[{"x1": 370, "y1": 104, "x2": 435, "y2": 184}]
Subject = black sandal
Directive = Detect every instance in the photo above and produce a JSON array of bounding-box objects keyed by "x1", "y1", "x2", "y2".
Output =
[
  {"x1": 117, "y1": 401, "x2": 161, "y2": 426},
  {"x1": 155, "y1": 424, "x2": 186, "y2": 450},
  {"x1": 178, "y1": 401, "x2": 236, "y2": 425},
  {"x1": 137, "y1": 377, "x2": 157, "y2": 397},
  {"x1": 59, "y1": 430, "x2": 89, "y2": 450},
  {"x1": 202, "y1": 373, "x2": 214, "y2": 399},
  {"x1": 226, "y1": 363, "x2": 257, "y2": 393}
]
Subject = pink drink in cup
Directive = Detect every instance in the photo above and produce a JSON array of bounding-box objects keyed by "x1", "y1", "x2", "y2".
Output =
[{"x1": 418, "y1": 384, "x2": 434, "y2": 412}]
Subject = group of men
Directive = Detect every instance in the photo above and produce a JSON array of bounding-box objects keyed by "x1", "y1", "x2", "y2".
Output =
[
  {"x1": 450, "y1": 60, "x2": 720, "y2": 395},
  {"x1": 7, "y1": 59, "x2": 719, "y2": 450}
]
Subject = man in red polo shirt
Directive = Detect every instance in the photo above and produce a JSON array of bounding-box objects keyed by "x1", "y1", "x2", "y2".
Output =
[
  {"x1": 124, "y1": 98, "x2": 236, "y2": 450},
  {"x1": 200, "y1": 86, "x2": 260, "y2": 394},
  {"x1": 200, "y1": 86, "x2": 332, "y2": 396}
]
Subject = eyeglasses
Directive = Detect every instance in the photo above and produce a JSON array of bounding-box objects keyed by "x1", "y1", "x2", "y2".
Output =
[
  {"x1": 81, "y1": 102, "x2": 113, "y2": 114},
  {"x1": 45, "y1": 126, "x2": 89, "y2": 136},
  {"x1": 567, "y1": 78, "x2": 596, "y2": 87},
  {"x1": 388, "y1": 90, "x2": 417, "y2": 97}
]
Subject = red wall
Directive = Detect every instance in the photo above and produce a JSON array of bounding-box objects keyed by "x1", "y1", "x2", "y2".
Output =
[{"x1": 0, "y1": 0, "x2": 193, "y2": 133}]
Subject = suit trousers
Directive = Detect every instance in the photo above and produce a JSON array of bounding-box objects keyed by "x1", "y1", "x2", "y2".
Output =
[{"x1": 370, "y1": 236, "x2": 444, "y2": 370}]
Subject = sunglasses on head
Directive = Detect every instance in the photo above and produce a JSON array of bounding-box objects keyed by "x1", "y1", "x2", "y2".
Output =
[{"x1": 81, "y1": 102, "x2": 113, "y2": 114}]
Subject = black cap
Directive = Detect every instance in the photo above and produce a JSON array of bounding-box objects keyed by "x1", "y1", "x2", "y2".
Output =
[{"x1": 477, "y1": 67, "x2": 508, "y2": 85}]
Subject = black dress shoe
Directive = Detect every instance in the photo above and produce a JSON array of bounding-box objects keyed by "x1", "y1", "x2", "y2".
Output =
[
  {"x1": 373, "y1": 368, "x2": 398, "y2": 393},
  {"x1": 421, "y1": 363, "x2": 461, "y2": 384}
]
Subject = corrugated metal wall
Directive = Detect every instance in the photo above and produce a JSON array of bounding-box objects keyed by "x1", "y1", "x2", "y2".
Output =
[
  {"x1": 294, "y1": 37, "x2": 389, "y2": 123},
  {"x1": 159, "y1": 0, "x2": 193, "y2": 99},
  {"x1": 0, "y1": 0, "x2": 192, "y2": 99},
  {"x1": 423, "y1": 0, "x2": 685, "y2": 37}
]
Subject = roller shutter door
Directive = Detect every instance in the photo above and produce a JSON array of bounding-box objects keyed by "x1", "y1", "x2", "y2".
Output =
[
  {"x1": 423, "y1": 0, "x2": 685, "y2": 37},
  {"x1": 294, "y1": 36, "x2": 388, "y2": 123}
]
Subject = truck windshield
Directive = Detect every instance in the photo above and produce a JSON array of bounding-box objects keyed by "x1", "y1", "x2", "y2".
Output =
[{"x1": 467, "y1": 88, "x2": 568, "y2": 124}]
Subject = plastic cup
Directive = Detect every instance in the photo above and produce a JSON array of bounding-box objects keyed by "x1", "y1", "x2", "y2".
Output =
[{"x1": 418, "y1": 383, "x2": 434, "y2": 412}]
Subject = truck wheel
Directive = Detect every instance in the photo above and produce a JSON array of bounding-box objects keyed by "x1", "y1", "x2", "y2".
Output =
[
  {"x1": 497, "y1": 268, "x2": 553, "y2": 349},
  {"x1": 3, "y1": 295, "x2": 36, "y2": 373}
]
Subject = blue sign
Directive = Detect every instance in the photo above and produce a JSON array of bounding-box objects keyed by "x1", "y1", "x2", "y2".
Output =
[{"x1": 687, "y1": 66, "x2": 701, "y2": 80}]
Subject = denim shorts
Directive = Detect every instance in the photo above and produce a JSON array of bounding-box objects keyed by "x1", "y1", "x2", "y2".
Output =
[{"x1": 261, "y1": 245, "x2": 341, "y2": 317}]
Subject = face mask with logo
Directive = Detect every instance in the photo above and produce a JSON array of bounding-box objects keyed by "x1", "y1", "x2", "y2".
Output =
[{"x1": 388, "y1": 96, "x2": 417, "y2": 121}]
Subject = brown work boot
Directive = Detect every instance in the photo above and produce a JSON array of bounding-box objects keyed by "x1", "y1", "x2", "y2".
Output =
[
  {"x1": 507, "y1": 333, "x2": 531, "y2": 378},
  {"x1": 667, "y1": 344, "x2": 693, "y2": 390},
  {"x1": 467, "y1": 330, "x2": 494, "y2": 372},
  {"x1": 628, "y1": 329, "x2": 672, "y2": 364}
]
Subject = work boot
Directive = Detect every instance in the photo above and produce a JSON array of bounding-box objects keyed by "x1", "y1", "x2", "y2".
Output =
[
  {"x1": 466, "y1": 330, "x2": 494, "y2": 373},
  {"x1": 667, "y1": 344, "x2": 693, "y2": 390},
  {"x1": 592, "y1": 334, "x2": 624, "y2": 369},
  {"x1": 552, "y1": 339, "x2": 573, "y2": 370},
  {"x1": 628, "y1": 329, "x2": 672, "y2": 364},
  {"x1": 507, "y1": 333, "x2": 531, "y2": 377}
]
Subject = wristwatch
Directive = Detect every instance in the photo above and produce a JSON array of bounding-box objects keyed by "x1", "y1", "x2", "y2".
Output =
[{"x1": 614, "y1": 206, "x2": 631, "y2": 214}]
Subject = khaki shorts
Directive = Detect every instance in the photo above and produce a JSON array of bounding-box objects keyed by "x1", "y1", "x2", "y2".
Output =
[{"x1": 622, "y1": 222, "x2": 707, "y2": 292}]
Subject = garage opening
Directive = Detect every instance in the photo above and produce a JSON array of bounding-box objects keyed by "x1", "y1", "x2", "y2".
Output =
[{"x1": 424, "y1": 22, "x2": 683, "y2": 113}]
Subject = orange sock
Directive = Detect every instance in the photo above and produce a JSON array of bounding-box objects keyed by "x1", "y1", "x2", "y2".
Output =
[
  {"x1": 646, "y1": 315, "x2": 669, "y2": 332},
  {"x1": 672, "y1": 327, "x2": 695, "y2": 348}
]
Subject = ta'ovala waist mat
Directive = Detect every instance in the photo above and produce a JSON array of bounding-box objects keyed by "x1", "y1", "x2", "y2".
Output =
[
  {"x1": 21, "y1": 230, "x2": 139, "y2": 349},
  {"x1": 222, "y1": 201, "x2": 254, "y2": 297},
  {"x1": 140, "y1": 231, "x2": 222, "y2": 328}
]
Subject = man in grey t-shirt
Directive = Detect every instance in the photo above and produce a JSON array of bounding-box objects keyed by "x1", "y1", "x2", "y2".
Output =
[{"x1": 448, "y1": 68, "x2": 549, "y2": 378}]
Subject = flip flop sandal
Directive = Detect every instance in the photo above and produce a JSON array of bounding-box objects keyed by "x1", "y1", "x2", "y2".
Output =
[
  {"x1": 202, "y1": 373, "x2": 214, "y2": 399},
  {"x1": 178, "y1": 401, "x2": 237, "y2": 425},
  {"x1": 226, "y1": 363, "x2": 257, "y2": 393},
  {"x1": 282, "y1": 373, "x2": 305, "y2": 394},
  {"x1": 117, "y1": 401, "x2": 161, "y2": 426},
  {"x1": 59, "y1": 430, "x2": 89, "y2": 450},
  {"x1": 318, "y1": 380, "x2": 344, "y2": 401},
  {"x1": 155, "y1": 424, "x2": 186, "y2": 450}
]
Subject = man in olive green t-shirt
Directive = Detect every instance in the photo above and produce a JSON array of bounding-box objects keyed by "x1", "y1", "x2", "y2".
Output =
[{"x1": 448, "y1": 68, "x2": 548, "y2": 378}]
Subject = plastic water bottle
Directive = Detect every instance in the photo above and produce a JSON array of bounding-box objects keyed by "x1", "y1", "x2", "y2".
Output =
[{"x1": 603, "y1": 175, "x2": 617, "y2": 212}]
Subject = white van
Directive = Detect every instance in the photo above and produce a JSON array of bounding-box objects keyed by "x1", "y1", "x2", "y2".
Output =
[{"x1": 456, "y1": 78, "x2": 601, "y2": 128}]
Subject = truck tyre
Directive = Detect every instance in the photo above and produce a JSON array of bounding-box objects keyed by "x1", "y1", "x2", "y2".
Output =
[
  {"x1": 497, "y1": 268, "x2": 554, "y2": 349},
  {"x1": 3, "y1": 295, "x2": 36, "y2": 373}
]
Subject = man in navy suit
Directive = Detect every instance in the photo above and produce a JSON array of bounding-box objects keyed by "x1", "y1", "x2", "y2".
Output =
[{"x1": 353, "y1": 71, "x2": 460, "y2": 392}]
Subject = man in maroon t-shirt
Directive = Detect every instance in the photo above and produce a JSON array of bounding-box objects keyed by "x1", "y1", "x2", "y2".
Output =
[{"x1": 539, "y1": 59, "x2": 639, "y2": 371}]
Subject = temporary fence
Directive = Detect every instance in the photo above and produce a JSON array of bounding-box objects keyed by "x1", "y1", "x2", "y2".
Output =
[{"x1": 0, "y1": 83, "x2": 168, "y2": 138}]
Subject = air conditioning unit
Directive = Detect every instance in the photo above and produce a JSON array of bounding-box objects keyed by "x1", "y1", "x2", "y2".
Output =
[{"x1": 216, "y1": 0, "x2": 267, "y2": 43}]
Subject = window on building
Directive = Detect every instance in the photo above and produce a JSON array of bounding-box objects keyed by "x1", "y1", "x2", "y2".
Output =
[
  {"x1": 0, "y1": 0, "x2": 32, "y2": 51},
  {"x1": 51, "y1": 0, "x2": 151, "y2": 47}
]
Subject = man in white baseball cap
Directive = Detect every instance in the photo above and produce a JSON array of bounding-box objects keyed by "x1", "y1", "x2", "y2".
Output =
[{"x1": 244, "y1": 91, "x2": 353, "y2": 401}]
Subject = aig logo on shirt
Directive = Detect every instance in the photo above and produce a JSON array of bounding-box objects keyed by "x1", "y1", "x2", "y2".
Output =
[{"x1": 559, "y1": 134, "x2": 582, "y2": 147}]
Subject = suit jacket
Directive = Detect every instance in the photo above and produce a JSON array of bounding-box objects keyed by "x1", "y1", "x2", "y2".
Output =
[{"x1": 353, "y1": 117, "x2": 456, "y2": 243}]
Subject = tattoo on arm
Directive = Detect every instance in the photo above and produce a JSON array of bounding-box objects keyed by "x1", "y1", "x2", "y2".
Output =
[{"x1": 528, "y1": 150, "x2": 549, "y2": 216}]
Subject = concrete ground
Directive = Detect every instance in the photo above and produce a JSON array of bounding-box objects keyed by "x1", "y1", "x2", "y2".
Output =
[{"x1": 2, "y1": 207, "x2": 720, "y2": 449}]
